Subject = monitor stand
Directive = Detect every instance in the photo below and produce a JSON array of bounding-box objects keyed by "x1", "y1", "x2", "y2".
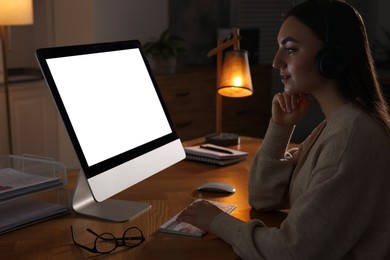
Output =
[{"x1": 72, "y1": 170, "x2": 151, "y2": 222}]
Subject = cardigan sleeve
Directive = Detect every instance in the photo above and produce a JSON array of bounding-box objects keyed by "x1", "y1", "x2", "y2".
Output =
[{"x1": 248, "y1": 120, "x2": 298, "y2": 211}]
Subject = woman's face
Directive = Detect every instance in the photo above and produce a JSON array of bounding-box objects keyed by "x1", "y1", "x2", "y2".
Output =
[{"x1": 273, "y1": 16, "x2": 326, "y2": 95}]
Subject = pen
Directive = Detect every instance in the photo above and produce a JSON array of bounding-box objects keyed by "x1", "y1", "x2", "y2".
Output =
[{"x1": 200, "y1": 144, "x2": 234, "y2": 154}]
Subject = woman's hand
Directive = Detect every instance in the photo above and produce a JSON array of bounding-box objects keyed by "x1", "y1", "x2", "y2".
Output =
[
  {"x1": 272, "y1": 92, "x2": 311, "y2": 127},
  {"x1": 176, "y1": 200, "x2": 223, "y2": 232}
]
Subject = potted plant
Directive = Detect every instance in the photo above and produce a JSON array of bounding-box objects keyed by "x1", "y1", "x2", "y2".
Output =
[{"x1": 143, "y1": 29, "x2": 185, "y2": 74}]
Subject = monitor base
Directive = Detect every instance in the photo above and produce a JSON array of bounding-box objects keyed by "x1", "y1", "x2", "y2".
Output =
[{"x1": 72, "y1": 171, "x2": 151, "y2": 222}]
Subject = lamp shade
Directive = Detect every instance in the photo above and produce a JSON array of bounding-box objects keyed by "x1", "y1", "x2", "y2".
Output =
[
  {"x1": 218, "y1": 50, "x2": 253, "y2": 98},
  {"x1": 0, "y1": 0, "x2": 34, "y2": 25}
]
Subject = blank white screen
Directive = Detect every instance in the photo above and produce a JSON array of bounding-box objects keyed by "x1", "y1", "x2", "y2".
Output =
[{"x1": 46, "y1": 49, "x2": 172, "y2": 166}]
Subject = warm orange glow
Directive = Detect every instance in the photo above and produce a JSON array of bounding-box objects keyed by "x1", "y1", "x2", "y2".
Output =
[
  {"x1": 232, "y1": 76, "x2": 243, "y2": 86},
  {"x1": 0, "y1": 0, "x2": 34, "y2": 25},
  {"x1": 218, "y1": 50, "x2": 253, "y2": 98}
]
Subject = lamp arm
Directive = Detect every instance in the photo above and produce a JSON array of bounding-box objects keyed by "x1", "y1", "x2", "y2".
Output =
[{"x1": 207, "y1": 28, "x2": 240, "y2": 57}]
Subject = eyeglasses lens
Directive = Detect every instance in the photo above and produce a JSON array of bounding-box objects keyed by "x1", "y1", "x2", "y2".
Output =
[
  {"x1": 123, "y1": 227, "x2": 144, "y2": 247},
  {"x1": 95, "y1": 232, "x2": 117, "y2": 253}
]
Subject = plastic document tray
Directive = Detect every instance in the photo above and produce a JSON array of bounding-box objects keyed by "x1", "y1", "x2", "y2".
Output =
[{"x1": 0, "y1": 155, "x2": 70, "y2": 234}]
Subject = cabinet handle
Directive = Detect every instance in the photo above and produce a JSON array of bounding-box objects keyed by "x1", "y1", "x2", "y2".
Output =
[
  {"x1": 175, "y1": 121, "x2": 193, "y2": 128},
  {"x1": 175, "y1": 91, "x2": 190, "y2": 97}
]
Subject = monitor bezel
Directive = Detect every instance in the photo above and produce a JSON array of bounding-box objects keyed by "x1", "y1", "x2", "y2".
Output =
[{"x1": 36, "y1": 40, "x2": 179, "y2": 180}]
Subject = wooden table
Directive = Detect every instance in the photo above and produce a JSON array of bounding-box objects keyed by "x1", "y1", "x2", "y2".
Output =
[{"x1": 0, "y1": 137, "x2": 287, "y2": 259}]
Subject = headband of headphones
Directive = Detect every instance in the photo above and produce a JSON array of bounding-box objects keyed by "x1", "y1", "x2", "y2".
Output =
[
  {"x1": 311, "y1": 0, "x2": 337, "y2": 45},
  {"x1": 310, "y1": 0, "x2": 348, "y2": 78}
]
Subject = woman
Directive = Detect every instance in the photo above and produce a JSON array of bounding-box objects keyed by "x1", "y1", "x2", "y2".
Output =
[{"x1": 177, "y1": 1, "x2": 390, "y2": 259}]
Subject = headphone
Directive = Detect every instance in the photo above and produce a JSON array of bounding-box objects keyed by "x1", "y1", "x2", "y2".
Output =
[{"x1": 312, "y1": 0, "x2": 348, "y2": 79}]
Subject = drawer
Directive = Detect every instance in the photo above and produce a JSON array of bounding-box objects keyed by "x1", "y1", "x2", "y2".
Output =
[{"x1": 173, "y1": 111, "x2": 214, "y2": 140}]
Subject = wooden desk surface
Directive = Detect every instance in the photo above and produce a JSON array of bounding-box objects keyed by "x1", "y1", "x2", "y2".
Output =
[{"x1": 0, "y1": 137, "x2": 286, "y2": 259}]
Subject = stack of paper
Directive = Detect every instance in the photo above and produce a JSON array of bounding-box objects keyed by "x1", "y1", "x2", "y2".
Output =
[
  {"x1": 0, "y1": 168, "x2": 63, "y2": 202},
  {"x1": 0, "y1": 199, "x2": 69, "y2": 234}
]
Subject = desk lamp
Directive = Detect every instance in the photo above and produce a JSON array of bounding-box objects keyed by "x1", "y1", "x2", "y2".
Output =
[
  {"x1": 0, "y1": 0, "x2": 34, "y2": 154},
  {"x1": 206, "y1": 28, "x2": 253, "y2": 146}
]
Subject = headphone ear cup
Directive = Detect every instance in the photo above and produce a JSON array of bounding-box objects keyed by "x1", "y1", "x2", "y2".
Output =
[{"x1": 316, "y1": 45, "x2": 348, "y2": 78}]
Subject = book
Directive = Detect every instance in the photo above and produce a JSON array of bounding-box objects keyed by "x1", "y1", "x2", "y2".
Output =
[
  {"x1": 0, "y1": 168, "x2": 63, "y2": 202},
  {"x1": 184, "y1": 143, "x2": 248, "y2": 166}
]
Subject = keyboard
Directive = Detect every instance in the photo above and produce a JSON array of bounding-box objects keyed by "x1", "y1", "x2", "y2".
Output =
[{"x1": 159, "y1": 199, "x2": 236, "y2": 237}]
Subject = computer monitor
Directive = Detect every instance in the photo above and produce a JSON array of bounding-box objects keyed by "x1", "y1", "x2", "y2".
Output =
[{"x1": 36, "y1": 40, "x2": 185, "y2": 222}]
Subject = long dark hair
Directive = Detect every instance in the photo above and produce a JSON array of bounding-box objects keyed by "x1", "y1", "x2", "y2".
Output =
[{"x1": 285, "y1": 0, "x2": 390, "y2": 136}]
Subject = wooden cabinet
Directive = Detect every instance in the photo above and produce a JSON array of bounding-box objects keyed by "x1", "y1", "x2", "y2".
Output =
[
  {"x1": 155, "y1": 65, "x2": 272, "y2": 141},
  {"x1": 156, "y1": 67, "x2": 215, "y2": 141},
  {"x1": 0, "y1": 80, "x2": 58, "y2": 158}
]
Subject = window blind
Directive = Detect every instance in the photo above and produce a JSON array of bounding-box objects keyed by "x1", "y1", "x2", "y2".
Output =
[{"x1": 232, "y1": 0, "x2": 293, "y2": 64}]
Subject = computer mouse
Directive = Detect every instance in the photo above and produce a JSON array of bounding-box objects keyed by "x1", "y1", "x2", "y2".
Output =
[{"x1": 197, "y1": 182, "x2": 236, "y2": 194}]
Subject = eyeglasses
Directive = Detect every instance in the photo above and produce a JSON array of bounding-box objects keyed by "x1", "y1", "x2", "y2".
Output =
[{"x1": 70, "y1": 226, "x2": 145, "y2": 254}]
